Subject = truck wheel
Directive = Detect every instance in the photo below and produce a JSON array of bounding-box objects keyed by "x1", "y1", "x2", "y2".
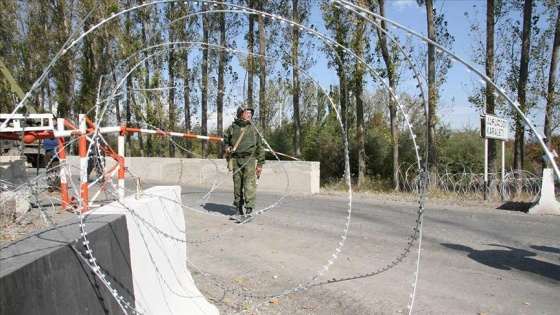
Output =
[{"x1": 27, "y1": 155, "x2": 37, "y2": 168}]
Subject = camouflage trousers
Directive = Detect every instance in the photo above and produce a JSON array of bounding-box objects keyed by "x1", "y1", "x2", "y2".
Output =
[{"x1": 232, "y1": 157, "x2": 258, "y2": 209}]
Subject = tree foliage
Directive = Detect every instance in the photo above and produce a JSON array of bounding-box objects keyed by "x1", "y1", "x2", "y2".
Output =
[{"x1": 1, "y1": 0, "x2": 558, "y2": 187}]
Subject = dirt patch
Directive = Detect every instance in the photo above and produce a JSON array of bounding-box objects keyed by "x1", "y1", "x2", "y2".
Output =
[{"x1": 0, "y1": 191, "x2": 77, "y2": 246}]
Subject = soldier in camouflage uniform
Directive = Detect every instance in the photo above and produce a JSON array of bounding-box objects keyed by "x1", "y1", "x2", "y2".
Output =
[{"x1": 224, "y1": 106, "x2": 265, "y2": 217}]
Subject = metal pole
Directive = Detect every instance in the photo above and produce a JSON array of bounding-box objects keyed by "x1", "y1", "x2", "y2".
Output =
[
  {"x1": 58, "y1": 118, "x2": 69, "y2": 211},
  {"x1": 79, "y1": 114, "x2": 89, "y2": 213},
  {"x1": 484, "y1": 138, "x2": 488, "y2": 200},
  {"x1": 118, "y1": 129, "x2": 125, "y2": 201},
  {"x1": 501, "y1": 140, "x2": 506, "y2": 201}
]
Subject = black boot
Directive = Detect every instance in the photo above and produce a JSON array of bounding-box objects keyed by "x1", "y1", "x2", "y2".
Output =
[
  {"x1": 244, "y1": 208, "x2": 254, "y2": 222},
  {"x1": 233, "y1": 206, "x2": 246, "y2": 223},
  {"x1": 230, "y1": 205, "x2": 244, "y2": 220}
]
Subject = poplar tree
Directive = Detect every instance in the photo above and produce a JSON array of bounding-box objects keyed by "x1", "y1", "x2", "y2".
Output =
[
  {"x1": 351, "y1": 2, "x2": 368, "y2": 186},
  {"x1": 257, "y1": 0, "x2": 267, "y2": 130},
  {"x1": 513, "y1": 0, "x2": 533, "y2": 170},
  {"x1": 485, "y1": 0, "x2": 498, "y2": 177},
  {"x1": 321, "y1": 2, "x2": 351, "y2": 132},
  {"x1": 167, "y1": 2, "x2": 180, "y2": 157},
  {"x1": 246, "y1": 0, "x2": 255, "y2": 108},
  {"x1": 419, "y1": 0, "x2": 438, "y2": 172},
  {"x1": 291, "y1": 0, "x2": 302, "y2": 159},
  {"x1": 201, "y1": 2, "x2": 209, "y2": 157},
  {"x1": 415, "y1": 0, "x2": 454, "y2": 176},
  {"x1": 177, "y1": 1, "x2": 199, "y2": 158},
  {"x1": 543, "y1": 3, "x2": 560, "y2": 169},
  {"x1": 375, "y1": 0, "x2": 401, "y2": 190}
]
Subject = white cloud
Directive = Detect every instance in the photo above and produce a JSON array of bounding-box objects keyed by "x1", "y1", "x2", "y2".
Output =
[{"x1": 390, "y1": 0, "x2": 417, "y2": 12}]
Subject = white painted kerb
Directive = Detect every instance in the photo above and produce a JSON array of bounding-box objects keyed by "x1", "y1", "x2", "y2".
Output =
[{"x1": 92, "y1": 186, "x2": 219, "y2": 315}]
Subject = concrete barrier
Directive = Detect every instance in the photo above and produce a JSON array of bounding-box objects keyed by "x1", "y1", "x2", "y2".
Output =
[
  {"x1": 0, "y1": 186, "x2": 219, "y2": 315},
  {"x1": 66, "y1": 156, "x2": 320, "y2": 194},
  {"x1": 93, "y1": 185, "x2": 219, "y2": 315},
  {"x1": 0, "y1": 214, "x2": 134, "y2": 314},
  {"x1": 529, "y1": 168, "x2": 560, "y2": 215}
]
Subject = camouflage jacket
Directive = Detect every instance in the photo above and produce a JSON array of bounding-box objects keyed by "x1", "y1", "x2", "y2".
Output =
[{"x1": 224, "y1": 118, "x2": 265, "y2": 167}]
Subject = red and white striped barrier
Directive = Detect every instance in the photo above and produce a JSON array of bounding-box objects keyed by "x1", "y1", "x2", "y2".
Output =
[{"x1": 2, "y1": 115, "x2": 299, "y2": 213}]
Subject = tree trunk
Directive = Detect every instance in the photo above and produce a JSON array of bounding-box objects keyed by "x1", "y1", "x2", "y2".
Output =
[
  {"x1": 247, "y1": 0, "x2": 255, "y2": 108},
  {"x1": 353, "y1": 10, "x2": 366, "y2": 186},
  {"x1": 126, "y1": 76, "x2": 133, "y2": 155},
  {"x1": 168, "y1": 47, "x2": 176, "y2": 158},
  {"x1": 425, "y1": 0, "x2": 438, "y2": 173},
  {"x1": 125, "y1": 2, "x2": 133, "y2": 155},
  {"x1": 217, "y1": 0, "x2": 226, "y2": 159},
  {"x1": 201, "y1": 3, "x2": 209, "y2": 157},
  {"x1": 184, "y1": 53, "x2": 192, "y2": 158},
  {"x1": 292, "y1": 0, "x2": 302, "y2": 159},
  {"x1": 53, "y1": 0, "x2": 75, "y2": 119},
  {"x1": 377, "y1": 0, "x2": 400, "y2": 191},
  {"x1": 486, "y1": 0, "x2": 497, "y2": 174},
  {"x1": 543, "y1": 5, "x2": 560, "y2": 170},
  {"x1": 484, "y1": 0, "x2": 497, "y2": 199},
  {"x1": 513, "y1": 0, "x2": 533, "y2": 171},
  {"x1": 258, "y1": 1, "x2": 266, "y2": 130},
  {"x1": 142, "y1": 13, "x2": 150, "y2": 157},
  {"x1": 334, "y1": 6, "x2": 348, "y2": 132},
  {"x1": 178, "y1": 1, "x2": 192, "y2": 158}
]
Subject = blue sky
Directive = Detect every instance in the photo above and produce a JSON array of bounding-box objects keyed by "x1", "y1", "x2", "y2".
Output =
[
  {"x1": 209, "y1": 1, "x2": 486, "y2": 132},
  {"x1": 303, "y1": 0, "x2": 491, "y2": 131},
  {"x1": 386, "y1": 0, "x2": 488, "y2": 130},
  {"x1": 207, "y1": 1, "x2": 550, "y2": 137}
]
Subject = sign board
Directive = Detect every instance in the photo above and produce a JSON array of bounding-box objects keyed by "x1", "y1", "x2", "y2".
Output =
[{"x1": 480, "y1": 114, "x2": 509, "y2": 141}]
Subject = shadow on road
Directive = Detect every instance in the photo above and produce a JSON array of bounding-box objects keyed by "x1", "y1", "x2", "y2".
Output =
[
  {"x1": 441, "y1": 243, "x2": 560, "y2": 282},
  {"x1": 202, "y1": 203, "x2": 236, "y2": 216},
  {"x1": 496, "y1": 201, "x2": 532, "y2": 213},
  {"x1": 530, "y1": 245, "x2": 560, "y2": 254}
]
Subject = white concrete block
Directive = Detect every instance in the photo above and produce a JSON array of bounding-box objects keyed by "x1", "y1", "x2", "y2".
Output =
[
  {"x1": 529, "y1": 168, "x2": 560, "y2": 215},
  {"x1": 92, "y1": 186, "x2": 219, "y2": 315}
]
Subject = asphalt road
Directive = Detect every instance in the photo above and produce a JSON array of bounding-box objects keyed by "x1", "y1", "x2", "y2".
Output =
[
  {"x1": 179, "y1": 186, "x2": 560, "y2": 315},
  {"x1": 15, "y1": 169, "x2": 560, "y2": 314}
]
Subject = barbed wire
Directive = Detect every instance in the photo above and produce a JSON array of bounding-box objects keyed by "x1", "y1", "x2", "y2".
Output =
[
  {"x1": 7, "y1": 0, "x2": 558, "y2": 314},
  {"x1": 398, "y1": 162, "x2": 547, "y2": 202},
  {"x1": 2, "y1": 1, "x2": 424, "y2": 313}
]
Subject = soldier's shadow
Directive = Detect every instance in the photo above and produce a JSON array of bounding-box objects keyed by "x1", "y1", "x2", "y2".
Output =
[
  {"x1": 202, "y1": 203, "x2": 237, "y2": 216},
  {"x1": 442, "y1": 243, "x2": 560, "y2": 282}
]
